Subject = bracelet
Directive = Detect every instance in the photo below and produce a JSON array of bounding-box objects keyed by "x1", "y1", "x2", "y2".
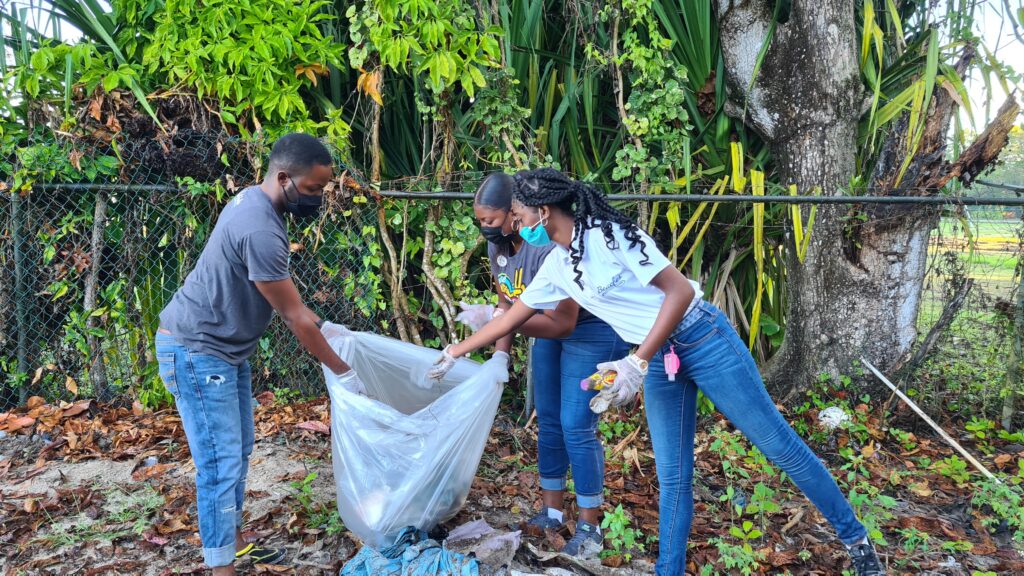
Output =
[{"x1": 316, "y1": 319, "x2": 325, "y2": 329}]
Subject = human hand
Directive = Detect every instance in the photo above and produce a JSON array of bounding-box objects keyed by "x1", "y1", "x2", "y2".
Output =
[
  {"x1": 336, "y1": 369, "x2": 367, "y2": 395},
  {"x1": 425, "y1": 345, "x2": 458, "y2": 385},
  {"x1": 482, "y1": 351, "x2": 510, "y2": 384},
  {"x1": 455, "y1": 302, "x2": 497, "y2": 332},
  {"x1": 320, "y1": 320, "x2": 351, "y2": 342},
  {"x1": 589, "y1": 354, "x2": 647, "y2": 413}
]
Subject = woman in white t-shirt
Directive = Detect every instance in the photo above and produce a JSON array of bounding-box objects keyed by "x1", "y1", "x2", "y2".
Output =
[{"x1": 429, "y1": 168, "x2": 885, "y2": 576}]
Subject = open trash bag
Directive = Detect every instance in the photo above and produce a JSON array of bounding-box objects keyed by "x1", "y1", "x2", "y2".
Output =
[{"x1": 322, "y1": 326, "x2": 507, "y2": 548}]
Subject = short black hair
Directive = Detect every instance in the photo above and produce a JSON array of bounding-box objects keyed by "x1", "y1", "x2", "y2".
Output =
[
  {"x1": 473, "y1": 172, "x2": 515, "y2": 211},
  {"x1": 267, "y1": 133, "x2": 333, "y2": 176}
]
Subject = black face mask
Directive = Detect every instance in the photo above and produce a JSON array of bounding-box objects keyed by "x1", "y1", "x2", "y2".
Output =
[
  {"x1": 480, "y1": 225, "x2": 514, "y2": 245},
  {"x1": 284, "y1": 176, "x2": 323, "y2": 219}
]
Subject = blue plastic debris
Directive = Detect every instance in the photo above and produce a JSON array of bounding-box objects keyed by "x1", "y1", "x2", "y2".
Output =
[{"x1": 340, "y1": 527, "x2": 479, "y2": 576}]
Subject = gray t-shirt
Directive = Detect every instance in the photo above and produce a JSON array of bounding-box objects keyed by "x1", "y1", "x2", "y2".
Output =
[
  {"x1": 488, "y1": 241, "x2": 555, "y2": 305},
  {"x1": 160, "y1": 186, "x2": 290, "y2": 364}
]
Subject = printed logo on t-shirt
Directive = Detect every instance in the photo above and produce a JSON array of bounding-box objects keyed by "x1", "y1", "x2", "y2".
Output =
[
  {"x1": 498, "y1": 268, "x2": 525, "y2": 301},
  {"x1": 595, "y1": 272, "x2": 625, "y2": 296}
]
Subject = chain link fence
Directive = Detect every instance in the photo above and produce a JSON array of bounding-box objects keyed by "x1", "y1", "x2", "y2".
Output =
[
  {"x1": 916, "y1": 214, "x2": 1023, "y2": 424},
  {"x1": 3, "y1": 131, "x2": 1022, "y2": 422},
  {"x1": 0, "y1": 131, "x2": 482, "y2": 408}
]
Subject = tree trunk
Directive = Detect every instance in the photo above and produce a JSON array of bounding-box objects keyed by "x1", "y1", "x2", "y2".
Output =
[
  {"x1": 84, "y1": 191, "x2": 110, "y2": 402},
  {"x1": 716, "y1": 0, "x2": 880, "y2": 396},
  {"x1": 11, "y1": 190, "x2": 32, "y2": 406},
  {"x1": 715, "y1": 0, "x2": 1018, "y2": 399}
]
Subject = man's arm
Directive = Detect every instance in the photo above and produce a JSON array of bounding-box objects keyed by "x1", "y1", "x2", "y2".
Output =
[{"x1": 255, "y1": 278, "x2": 351, "y2": 375}]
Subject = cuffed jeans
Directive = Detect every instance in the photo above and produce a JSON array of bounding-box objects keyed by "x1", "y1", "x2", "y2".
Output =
[
  {"x1": 644, "y1": 301, "x2": 867, "y2": 575},
  {"x1": 532, "y1": 316, "x2": 630, "y2": 508},
  {"x1": 156, "y1": 333, "x2": 255, "y2": 567}
]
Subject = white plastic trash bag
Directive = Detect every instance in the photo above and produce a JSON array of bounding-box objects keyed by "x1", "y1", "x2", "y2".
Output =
[{"x1": 322, "y1": 327, "x2": 507, "y2": 548}]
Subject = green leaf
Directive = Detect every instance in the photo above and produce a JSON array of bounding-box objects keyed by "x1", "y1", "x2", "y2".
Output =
[{"x1": 102, "y1": 72, "x2": 120, "y2": 91}]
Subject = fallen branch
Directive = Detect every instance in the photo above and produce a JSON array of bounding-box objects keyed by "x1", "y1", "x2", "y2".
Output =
[
  {"x1": 902, "y1": 278, "x2": 974, "y2": 378},
  {"x1": 861, "y1": 357, "x2": 999, "y2": 482}
]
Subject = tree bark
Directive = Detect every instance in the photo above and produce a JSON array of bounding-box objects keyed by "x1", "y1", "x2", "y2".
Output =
[
  {"x1": 11, "y1": 190, "x2": 32, "y2": 406},
  {"x1": 84, "y1": 191, "x2": 110, "y2": 402},
  {"x1": 717, "y1": 0, "x2": 871, "y2": 397},
  {"x1": 713, "y1": 2, "x2": 1017, "y2": 399}
]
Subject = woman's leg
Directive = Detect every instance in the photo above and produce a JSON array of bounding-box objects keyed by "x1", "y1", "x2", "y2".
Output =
[
  {"x1": 643, "y1": 350, "x2": 700, "y2": 576},
  {"x1": 557, "y1": 318, "x2": 631, "y2": 524},
  {"x1": 675, "y1": 306, "x2": 868, "y2": 545},
  {"x1": 531, "y1": 337, "x2": 569, "y2": 516}
]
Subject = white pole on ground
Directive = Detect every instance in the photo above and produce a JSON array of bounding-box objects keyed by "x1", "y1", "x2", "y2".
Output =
[{"x1": 860, "y1": 357, "x2": 1000, "y2": 483}]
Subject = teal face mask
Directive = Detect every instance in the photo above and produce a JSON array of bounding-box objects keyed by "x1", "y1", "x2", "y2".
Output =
[{"x1": 519, "y1": 215, "x2": 551, "y2": 246}]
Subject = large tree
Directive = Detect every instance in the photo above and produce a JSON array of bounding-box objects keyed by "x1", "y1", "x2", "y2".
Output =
[{"x1": 715, "y1": 0, "x2": 1020, "y2": 398}]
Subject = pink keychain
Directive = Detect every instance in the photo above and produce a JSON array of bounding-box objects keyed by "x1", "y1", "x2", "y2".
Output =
[{"x1": 664, "y1": 345, "x2": 680, "y2": 381}]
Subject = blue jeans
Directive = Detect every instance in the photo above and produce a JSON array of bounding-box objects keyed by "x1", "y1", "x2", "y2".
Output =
[
  {"x1": 155, "y1": 333, "x2": 255, "y2": 567},
  {"x1": 532, "y1": 316, "x2": 630, "y2": 509},
  {"x1": 644, "y1": 301, "x2": 867, "y2": 575}
]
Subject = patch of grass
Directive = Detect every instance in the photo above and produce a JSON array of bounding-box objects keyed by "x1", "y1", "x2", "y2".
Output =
[{"x1": 36, "y1": 485, "x2": 164, "y2": 547}]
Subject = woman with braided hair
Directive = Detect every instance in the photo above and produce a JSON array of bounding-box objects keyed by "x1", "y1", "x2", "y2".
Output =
[
  {"x1": 429, "y1": 168, "x2": 886, "y2": 576},
  {"x1": 454, "y1": 172, "x2": 631, "y2": 557}
]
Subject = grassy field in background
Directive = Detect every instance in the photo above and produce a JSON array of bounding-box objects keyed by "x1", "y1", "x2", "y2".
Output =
[{"x1": 919, "y1": 218, "x2": 1019, "y2": 326}]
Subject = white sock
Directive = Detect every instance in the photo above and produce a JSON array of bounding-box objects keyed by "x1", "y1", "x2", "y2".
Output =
[
  {"x1": 846, "y1": 537, "x2": 869, "y2": 549},
  {"x1": 546, "y1": 507, "x2": 564, "y2": 523}
]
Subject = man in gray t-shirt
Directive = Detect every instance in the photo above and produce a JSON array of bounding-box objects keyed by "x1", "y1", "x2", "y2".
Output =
[{"x1": 156, "y1": 133, "x2": 360, "y2": 574}]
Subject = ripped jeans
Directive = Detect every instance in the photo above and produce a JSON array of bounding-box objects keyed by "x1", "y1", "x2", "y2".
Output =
[{"x1": 155, "y1": 333, "x2": 255, "y2": 567}]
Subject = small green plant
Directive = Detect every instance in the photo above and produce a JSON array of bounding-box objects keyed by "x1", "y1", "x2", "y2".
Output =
[
  {"x1": 997, "y1": 429, "x2": 1024, "y2": 443},
  {"x1": 598, "y1": 419, "x2": 636, "y2": 442},
  {"x1": 708, "y1": 533, "x2": 766, "y2": 576},
  {"x1": 290, "y1": 472, "x2": 345, "y2": 535},
  {"x1": 940, "y1": 540, "x2": 973, "y2": 553},
  {"x1": 933, "y1": 455, "x2": 971, "y2": 485},
  {"x1": 709, "y1": 427, "x2": 751, "y2": 480},
  {"x1": 896, "y1": 526, "x2": 931, "y2": 554},
  {"x1": 600, "y1": 504, "x2": 644, "y2": 561},
  {"x1": 839, "y1": 446, "x2": 871, "y2": 483},
  {"x1": 965, "y1": 417, "x2": 996, "y2": 453},
  {"x1": 848, "y1": 481, "x2": 895, "y2": 545},
  {"x1": 972, "y1": 479, "x2": 1024, "y2": 541},
  {"x1": 888, "y1": 428, "x2": 918, "y2": 451},
  {"x1": 729, "y1": 519, "x2": 763, "y2": 543}
]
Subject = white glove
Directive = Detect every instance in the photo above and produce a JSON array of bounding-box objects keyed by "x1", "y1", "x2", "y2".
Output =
[
  {"x1": 425, "y1": 345, "x2": 458, "y2": 385},
  {"x1": 483, "y1": 351, "x2": 510, "y2": 384},
  {"x1": 336, "y1": 369, "x2": 367, "y2": 395},
  {"x1": 589, "y1": 354, "x2": 648, "y2": 413},
  {"x1": 320, "y1": 321, "x2": 351, "y2": 342},
  {"x1": 491, "y1": 350, "x2": 510, "y2": 367},
  {"x1": 455, "y1": 302, "x2": 497, "y2": 332}
]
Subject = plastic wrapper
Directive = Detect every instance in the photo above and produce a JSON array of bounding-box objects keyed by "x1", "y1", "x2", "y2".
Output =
[{"x1": 322, "y1": 328, "x2": 507, "y2": 548}]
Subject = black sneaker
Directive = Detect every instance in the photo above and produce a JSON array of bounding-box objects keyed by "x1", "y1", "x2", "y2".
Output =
[
  {"x1": 526, "y1": 507, "x2": 563, "y2": 530},
  {"x1": 562, "y1": 520, "x2": 603, "y2": 559},
  {"x1": 236, "y1": 542, "x2": 287, "y2": 565},
  {"x1": 849, "y1": 542, "x2": 886, "y2": 575}
]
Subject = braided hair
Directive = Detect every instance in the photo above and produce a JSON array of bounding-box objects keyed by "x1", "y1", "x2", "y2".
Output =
[{"x1": 512, "y1": 168, "x2": 651, "y2": 288}]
